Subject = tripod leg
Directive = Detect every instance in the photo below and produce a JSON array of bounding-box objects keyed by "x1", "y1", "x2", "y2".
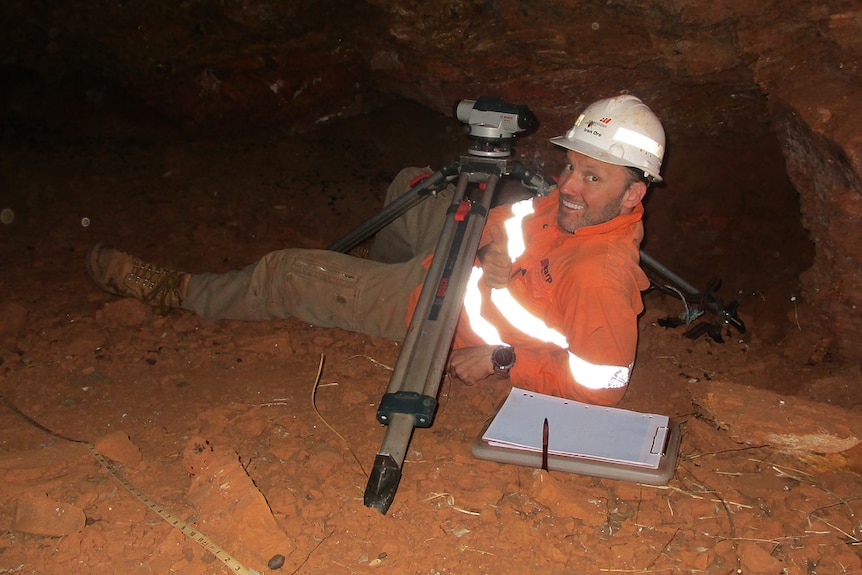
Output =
[
  {"x1": 640, "y1": 250, "x2": 746, "y2": 334},
  {"x1": 327, "y1": 162, "x2": 458, "y2": 254},
  {"x1": 640, "y1": 251, "x2": 701, "y2": 300},
  {"x1": 364, "y1": 170, "x2": 500, "y2": 514}
]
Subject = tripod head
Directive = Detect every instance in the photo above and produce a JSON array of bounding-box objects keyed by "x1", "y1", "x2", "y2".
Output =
[{"x1": 454, "y1": 97, "x2": 537, "y2": 158}]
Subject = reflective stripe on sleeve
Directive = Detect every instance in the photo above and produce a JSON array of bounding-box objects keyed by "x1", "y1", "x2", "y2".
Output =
[
  {"x1": 567, "y1": 354, "x2": 631, "y2": 389},
  {"x1": 504, "y1": 199, "x2": 535, "y2": 260},
  {"x1": 463, "y1": 266, "x2": 505, "y2": 346},
  {"x1": 488, "y1": 287, "x2": 568, "y2": 348}
]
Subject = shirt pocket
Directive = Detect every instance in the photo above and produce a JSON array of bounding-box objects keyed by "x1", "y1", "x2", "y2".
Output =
[{"x1": 511, "y1": 258, "x2": 554, "y2": 308}]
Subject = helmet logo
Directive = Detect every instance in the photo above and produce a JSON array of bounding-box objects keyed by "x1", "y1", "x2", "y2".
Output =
[{"x1": 586, "y1": 117, "x2": 612, "y2": 131}]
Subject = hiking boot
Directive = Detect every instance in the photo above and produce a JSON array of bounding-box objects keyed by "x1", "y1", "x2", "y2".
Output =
[{"x1": 86, "y1": 243, "x2": 190, "y2": 312}]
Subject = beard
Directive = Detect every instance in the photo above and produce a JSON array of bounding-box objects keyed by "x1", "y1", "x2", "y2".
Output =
[{"x1": 555, "y1": 190, "x2": 626, "y2": 234}]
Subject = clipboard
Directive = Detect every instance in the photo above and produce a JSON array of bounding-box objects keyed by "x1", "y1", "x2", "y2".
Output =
[{"x1": 471, "y1": 388, "x2": 680, "y2": 485}]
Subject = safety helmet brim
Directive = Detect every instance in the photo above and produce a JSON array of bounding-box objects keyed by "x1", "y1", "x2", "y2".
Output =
[{"x1": 550, "y1": 135, "x2": 664, "y2": 183}]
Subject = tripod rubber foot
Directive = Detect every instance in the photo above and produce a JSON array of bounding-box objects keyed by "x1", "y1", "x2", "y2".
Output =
[{"x1": 363, "y1": 454, "x2": 402, "y2": 514}]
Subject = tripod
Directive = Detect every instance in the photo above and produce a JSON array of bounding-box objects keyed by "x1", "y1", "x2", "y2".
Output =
[{"x1": 328, "y1": 98, "x2": 551, "y2": 514}]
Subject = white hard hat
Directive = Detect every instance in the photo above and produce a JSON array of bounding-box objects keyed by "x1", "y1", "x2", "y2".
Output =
[{"x1": 550, "y1": 94, "x2": 665, "y2": 182}]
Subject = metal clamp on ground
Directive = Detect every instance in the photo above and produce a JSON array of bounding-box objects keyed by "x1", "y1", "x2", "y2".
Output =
[{"x1": 376, "y1": 391, "x2": 438, "y2": 428}]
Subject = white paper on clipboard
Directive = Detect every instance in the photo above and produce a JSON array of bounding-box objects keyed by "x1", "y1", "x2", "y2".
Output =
[{"x1": 481, "y1": 387, "x2": 670, "y2": 469}]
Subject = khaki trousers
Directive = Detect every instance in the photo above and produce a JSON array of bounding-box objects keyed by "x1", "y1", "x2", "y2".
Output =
[{"x1": 182, "y1": 167, "x2": 452, "y2": 340}]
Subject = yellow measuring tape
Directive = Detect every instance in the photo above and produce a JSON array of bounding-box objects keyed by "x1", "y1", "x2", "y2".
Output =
[{"x1": 1, "y1": 394, "x2": 263, "y2": 575}]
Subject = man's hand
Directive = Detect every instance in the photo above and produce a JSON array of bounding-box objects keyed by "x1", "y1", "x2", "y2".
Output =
[
  {"x1": 447, "y1": 345, "x2": 499, "y2": 384},
  {"x1": 480, "y1": 243, "x2": 512, "y2": 288}
]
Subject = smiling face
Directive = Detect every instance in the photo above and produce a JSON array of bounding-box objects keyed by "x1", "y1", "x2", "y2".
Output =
[{"x1": 555, "y1": 150, "x2": 647, "y2": 234}]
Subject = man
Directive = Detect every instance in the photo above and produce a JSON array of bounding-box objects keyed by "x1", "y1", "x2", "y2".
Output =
[{"x1": 86, "y1": 94, "x2": 664, "y2": 406}]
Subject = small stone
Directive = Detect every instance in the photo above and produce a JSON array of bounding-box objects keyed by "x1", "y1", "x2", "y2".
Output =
[
  {"x1": 267, "y1": 554, "x2": 285, "y2": 570},
  {"x1": 95, "y1": 430, "x2": 142, "y2": 466},
  {"x1": 14, "y1": 493, "x2": 86, "y2": 536}
]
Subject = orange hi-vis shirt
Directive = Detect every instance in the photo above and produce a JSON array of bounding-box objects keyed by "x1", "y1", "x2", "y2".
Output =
[{"x1": 411, "y1": 188, "x2": 650, "y2": 406}]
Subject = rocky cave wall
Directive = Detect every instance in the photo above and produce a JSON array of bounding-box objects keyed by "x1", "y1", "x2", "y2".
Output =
[{"x1": 1, "y1": 0, "x2": 860, "y2": 363}]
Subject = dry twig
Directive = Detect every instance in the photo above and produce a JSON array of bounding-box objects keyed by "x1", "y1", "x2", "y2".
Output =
[
  {"x1": 345, "y1": 354, "x2": 393, "y2": 371},
  {"x1": 311, "y1": 354, "x2": 368, "y2": 478}
]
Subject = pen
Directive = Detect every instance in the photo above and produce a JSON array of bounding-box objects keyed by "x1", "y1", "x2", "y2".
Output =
[{"x1": 542, "y1": 417, "x2": 549, "y2": 472}]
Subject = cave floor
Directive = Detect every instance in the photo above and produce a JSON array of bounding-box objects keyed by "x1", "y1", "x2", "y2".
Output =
[{"x1": 0, "y1": 98, "x2": 860, "y2": 575}]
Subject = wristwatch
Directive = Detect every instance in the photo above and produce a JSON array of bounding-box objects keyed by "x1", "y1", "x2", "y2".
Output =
[{"x1": 492, "y1": 345, "x2": 516, "y2": 377}]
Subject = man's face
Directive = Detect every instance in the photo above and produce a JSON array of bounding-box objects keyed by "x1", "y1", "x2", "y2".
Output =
[{"x1": 555, "y1": 150, "x2": 644, "y2": 234}]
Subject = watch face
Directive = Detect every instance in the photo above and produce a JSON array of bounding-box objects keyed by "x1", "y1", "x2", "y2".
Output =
[{"x1": 493, "y1": 346, "x2": 515, "y2": 369}]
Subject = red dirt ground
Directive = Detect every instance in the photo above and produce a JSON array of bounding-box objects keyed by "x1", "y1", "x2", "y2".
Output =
[{"x1": 1, "y1": 99, "x2": 860, "y2": 574}]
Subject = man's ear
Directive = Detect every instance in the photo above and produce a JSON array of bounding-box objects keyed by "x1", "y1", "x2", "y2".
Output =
[{"x1": 621, "y1": 181, "x2": 647, "y2": 209}]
